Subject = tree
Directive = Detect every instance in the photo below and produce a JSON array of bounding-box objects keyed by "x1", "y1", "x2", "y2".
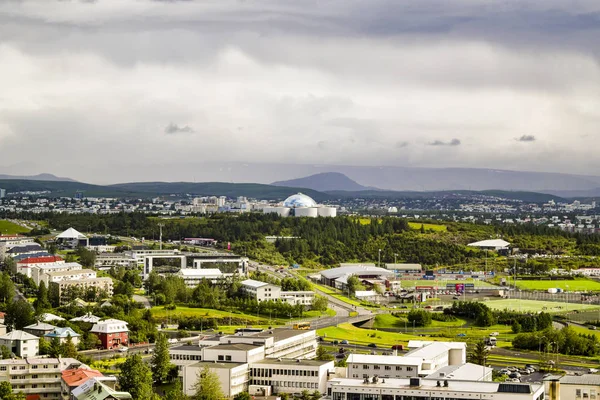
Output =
[
  {"x1": 0, "y1": 273, "x2": 15, "y2": 303},
  {"x1": 469, "y1": 340, "x2": 490, "y2": 366},
  {"x1": 407, "y1": 309, "x2": 432, "y2": 327},
  {"x1": 300, "y1": 390, "x2": 311, "y2": 400},
  {"x1": 2, "y1": 258, "x2": 16, "y2": 275},
  {"x1": 475, "y1": 309, "x2": 496, "y2": 327},
  {"x1": 118, "y1": 354, "x2": 154, "y2": 400},
  {"x1": 165, "y1": 381, "x2": 189, "y2": 400},
  {"x1": 61, "y1": 334, "x2": 78, "y2": 358},
  {"x1": 279, "y1": 394, "x2": 289, "y2": 400},
  {"x1": 316, "y1": 345, "x2": 334, "y2": 361},
  {"x1": 0, "y1": 382, "x2": 13, "y2": 399},
  {"x1": 48, "y1": 337, "x2": 62, "y2": 358},
  {"x1": 311, "y1": 391, "x2": 322, "y2": 400},
  {"x1": 233, "y1": 393, "x2": 251, "y2": 400},
  {"x1": 151, "y1": 333, "x2": 173, "y2": 383},
  {"x1": 5, "y1": 300, "x2": 35, "y2": 330},
  {"x1": 346, "y1": 276, "x2": 364, "y2": 296},
  {"x1": 34, "y1": 281, "x2": 51, "y2": 313},
  {"x1": 0, "y1": 345, "x2": 10, "y2": 359},
  {"x1": 76, "y1": 247, "x2": 97, "y2": 267},
  {"x1": 511, "y1": 321, "x2": 522, "y2": 334},
  {"x1": 192, "y1": 365, "x2": 224, "y2": 400},
  {"x1": 311, "y1": 296, "x2": 328, "y2": 312}
]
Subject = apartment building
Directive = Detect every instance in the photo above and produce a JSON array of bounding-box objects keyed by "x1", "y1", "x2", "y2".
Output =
[
  {"x1": 49, "y1": 277, "x2": 114, "y2": 305},
  {"x1": 16, "y1": 256, "x2": 65, "y2": 278},
  {"x1": 60, "y1": 368, "x2": 105, "y2": 399},
  {"x1": 171, "y1": 342, "x2": 266, "y2": 376},
  {"x1": 45, "y1": 269, "x2": 97, "y2": 285},
  {"x1": 0, "y1": 357, "x2": 84, "y2": 400},
  {"x1": 347, "y1": 354, "x2": 423, "y2": 379},
  {"x1": 281, "y1": 291, "x2": 315, "y2": 306},
  {"x1": 327, "y1": 377, "x2": 544, "y2": 400},
  {"x1": 250, "y1": 358, "x2": 334, "y2": 395},
  {"x1": 24, "y1": 322, "x2": 57, "y2": 337},
  {"x1": 0, "y1": 330, "x2": 39, "y2": 358},
  {"x1": 32, "y1": 262, "x2": 82, "y2": 286}
]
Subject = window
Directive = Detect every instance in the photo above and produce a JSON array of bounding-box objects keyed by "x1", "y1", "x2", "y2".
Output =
[
  {"x1": 218, "y1": 355, "x2": 224, "y2": 361},
  {"x1": 363, "y1": 365, "x2": 369, "y2": 370},
  {"x1": 396, "y1": 366, "x2": 401, "y2": 371},
  {"x1": 385, "y1": 366, "x2": 391, "y2": 370},
  {"x1": 226, "y1": 355, "x2": 232, "y2": 361},
  {"x1": 577, "y1": 389, "x2": 582, "y2": 398},
  {"x1": 407, "y1": 367, "x2": 413, "y2": 372}
]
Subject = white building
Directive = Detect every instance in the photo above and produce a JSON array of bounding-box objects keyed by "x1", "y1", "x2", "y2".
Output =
[
  {"x1": 221, "y1": 328, "x2": 317, "y2": 359},
  {"x1": 467, "y1": 239, "x2": 510, "y2": 251},
  {"x1": 178, "y1": 268, "x2": 225, "y2": 287},
  {"x1": 31, "y1": 262, "x2": 82, "y2": 286},
  {"x1": 281, "y1": 291, "x2": 315, "y2": 306},
  {"x1": 263, "y1": 193, "x2": 337, "y2": 218},
  {"x1": 321, "y1": 265, "x2": 395, "y2": 290},
  {"x1": 326, "y1": 378, "x2": 544, "y2": 400},
  {"x1": 354, "y1": 290, "x2": 379, "y2": 302},
  {"x1": 241, "y1": 279, "x2": 282, "y2": 302},
  {"x1": 250, "y1": 358, "x2": 334, "y2": 395},
  {"x1": 43, "y1": 268, "x2": 96, "y2": 286},
  {"x1": 545, "y1": 374, "x2": 600, "y2": 400},
  {"x1": 0, "y1": 330, "x2": 39, "y2": 358},
  {"x1": 183, "y1": 362, "x2": 249, "y2": 398},
  {"x1": 404, "y1": 341, "x2": 467, "y2": 375},
  {"x1": 347, "y1": 354, "x2": 424, "y2": 379},
  {"x1": 0, "y1": 357, "x2": 85, "y2": 400}
]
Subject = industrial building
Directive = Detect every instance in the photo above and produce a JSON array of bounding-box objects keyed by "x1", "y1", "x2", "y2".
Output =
[
  {"x1": 263, "y1": 193, "x2": 337, "y2": 218},
  {"x1": 320, "y1": 265, "x2": 395, "y2": 289}
]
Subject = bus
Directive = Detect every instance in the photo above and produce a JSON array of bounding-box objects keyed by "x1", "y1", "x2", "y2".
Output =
[{"x1": 293, "y1": 322, "x2": 311, "y2": 330}]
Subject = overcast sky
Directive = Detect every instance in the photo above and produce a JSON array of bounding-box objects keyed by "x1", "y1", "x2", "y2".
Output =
[{"x1": 1, "y1": 0, "x2": 600, "y2": 183}]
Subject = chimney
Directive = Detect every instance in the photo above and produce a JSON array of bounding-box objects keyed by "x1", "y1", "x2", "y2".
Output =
[{"x1": 444, "y1": 380, "x2": 449, "y2": 387}]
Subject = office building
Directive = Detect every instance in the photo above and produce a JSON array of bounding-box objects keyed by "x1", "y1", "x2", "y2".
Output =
[
  {"x1": 49, "y1": 277, "x2": 113, "y2": 305},
  {"x1": 326, "y1": 377, "x2": 544, "y2": 400},
  {"x1": 183, "y1": 361, "x2": 249, "y2": 398},
  {"x1": 545, "y1": 374, "x2": 600, "y2": 400},
  {"x1": 249, "y1": 358, "x2": 334, "y2": 395}
]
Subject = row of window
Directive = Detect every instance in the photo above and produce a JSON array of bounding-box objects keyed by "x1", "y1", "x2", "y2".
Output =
[
  {"x1": 170, "y1": 354, "x2": 202, "y2": 361},
  {"x1": 251, "y1": 368, "x2": 318, "y2": 377},
  {"x1": 0, "y1": 364, "x2": 59, "y2": 371},
  {"x1": 576, "y1": 388, "x2": 597, "y2": 399},
  {"x1": 251, "y1": 379, "x2": 319, "y2": 389},
  {"x1": 353, "y1": 365, "x2": 414, "y2": 372}
]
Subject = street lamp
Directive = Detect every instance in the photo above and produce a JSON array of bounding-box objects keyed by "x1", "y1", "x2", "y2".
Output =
[
  {"x1": 394, "y1": 253, "x2": 398, "y2": 265},
  {"x1": 378, "y1": 249, "x2": 382, "y2": 268}
]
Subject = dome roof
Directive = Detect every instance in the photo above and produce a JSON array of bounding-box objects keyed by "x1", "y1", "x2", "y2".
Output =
[{"x1": 283, "y1": 193, "x2": 317, "y2": 208}]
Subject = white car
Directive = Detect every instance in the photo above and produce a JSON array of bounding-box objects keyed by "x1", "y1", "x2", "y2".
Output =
[
  {"x1": 168, "y1": 338, "x2": 178, "y2": 344},
  {"x1": 118, "y1": 347, "x2": 129, "y2": 353}
]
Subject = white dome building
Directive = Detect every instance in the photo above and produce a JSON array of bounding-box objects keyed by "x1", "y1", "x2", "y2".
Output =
[{"x1": 262, "y1": 193, "x2": 337, "y2": 218}]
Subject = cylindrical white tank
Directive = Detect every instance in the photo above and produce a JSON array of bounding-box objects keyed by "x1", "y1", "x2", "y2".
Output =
[
  {"x1": 294, "y1": 207, "x2": 318, "y2": 218},
  {"x1": 318, "y1": 207, "x2": 337, "y2": 217},
  {"x1": 273, "y1": 207, "x2": 291, "y2": 217}
]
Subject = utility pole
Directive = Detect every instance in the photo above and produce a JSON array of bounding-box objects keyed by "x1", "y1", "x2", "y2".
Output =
[
  {"x1": 378, "y1": 249, "x2": 382, "y2": 268},
  {"x1": 158, "y1": 223, "x2": 164, "y2": 250}
]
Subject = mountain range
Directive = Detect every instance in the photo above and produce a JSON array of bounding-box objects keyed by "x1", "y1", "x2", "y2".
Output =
[
  {"x1": 0, "y1": 173, "x2": 76, "y2": 182},
  {"x1": 272, "y1": 172, "x2": 371, "y2": 192}
]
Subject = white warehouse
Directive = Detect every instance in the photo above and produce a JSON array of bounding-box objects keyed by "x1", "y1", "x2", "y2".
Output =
[{"x1": 263, "y1": 193, "x2": 336, "y2": 218}]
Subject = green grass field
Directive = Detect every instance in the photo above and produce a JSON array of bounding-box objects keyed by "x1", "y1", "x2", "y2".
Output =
[
  {"x1": 484, "y1": 299, "x2": 600, "y2": 313},
  {"x1": 408, "y1": 222, "x2": 447, "y2": 232},
  {"x1": 372, "y1": 314, "x2": 466, "y2": 329},
  {"x1": 317, "y1": 323, "x2": 425, "y2": 346},
  {"x1": 509, "y1": 278, "x2": 600, "y2": 291},
  {"x1": 150, "y1": 306, "x2": 334, "y2": 323},
  {"x1": 0, "y1": 220, "x2": 30, "y2": 235}
]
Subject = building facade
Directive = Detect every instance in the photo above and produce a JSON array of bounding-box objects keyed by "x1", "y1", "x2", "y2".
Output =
[{"x1": 90, "y1": 319, "x2": 128, "y2": 349}]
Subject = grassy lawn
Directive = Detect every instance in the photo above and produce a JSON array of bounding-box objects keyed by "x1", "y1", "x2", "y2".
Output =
[
  {"x1": 508, "y1": 278, "x2": 600, "y2": 291},
  {"x1": 317, "y1": 323, "x2": 426, "y2": 347},
  {"x1": 372, "y1": 314, "x2": 466, "y2": 329},
  {"x1": 151, "y1": 306, "x2": 335, "y2": 324},
  {"x1": 484, "y1": 299, "x2": 600, "y2": 313},
  {"x1": 408, "y1": 222, "x2": 447, "y2": 232},
  {"x1": 331, "y1": 294, "x2": 362, "y2": 307},
  {"x1": 398, "y1": 279, "x2": 498, "y2": 288},
  {"x1": 0, "y1": 220, "x2": 30, "y2": 235}
]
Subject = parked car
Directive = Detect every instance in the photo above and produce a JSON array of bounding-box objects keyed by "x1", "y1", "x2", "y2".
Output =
[
  {"x1": 490, "y1": 332, "x2": 499, "y2": 336},
  {"x1": 452, "y1": 296, "x2": 460, "y2": 300},
  {"x1": 456, "y1": 333, "x2": 466, "y2": 337},
  {"x1": 435, "y1": 306, "x2": 444, "y2": 311},
  {"x1": 509, "y1": 372, "x2": 521, "y2": 379},
  {"x1": 339, "y1": 348, "x2": 346, "y2": 354},
  {"x1": 332, "y1": 340, "x2": 339, "y2": 345},
  {"x1": 368, "y1": 343, "x2": 377, "y2": 348},
  {"x1": 400, "y1": 305, "x2": 408, "y2": 309},
  {"x1": 118, "y1": 347, "x2": 129, "y2": 353},
  {"x1": 500, "y1": 369, "x2": 509, "y2": 375},
  {"x1": 391, "y1": 344, "x2": 404, "y2": 351},
  {"x1": 341, "y1": 340, "x2": 349, "y2": 345},
  {"x1": 424, "y1": 305, "x2": 432, "y2": 309}
]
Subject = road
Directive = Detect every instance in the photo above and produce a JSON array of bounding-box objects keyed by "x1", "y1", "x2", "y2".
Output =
[{"x1": 133, "y1": 294, "x2": 152, "y2": 309}]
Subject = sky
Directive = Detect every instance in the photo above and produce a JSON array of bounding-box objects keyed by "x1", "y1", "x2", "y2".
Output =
[{"x1": 0, "y1": 0, "x2": 600, "y2": 184}]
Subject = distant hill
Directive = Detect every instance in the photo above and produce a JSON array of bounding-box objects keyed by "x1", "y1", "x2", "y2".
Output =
[
  {"x1": 272, "y1": 172, "x2": 370, "y2": 192},
  {"x1": 0, "y1": 173, "x2": 76, "y2": 182},
  {"x1": 108, "y1": 182, "x2": 331, "y2": 201},
  {"x1": 325, "y1": 189, "x2": 566, "y2": 203}
]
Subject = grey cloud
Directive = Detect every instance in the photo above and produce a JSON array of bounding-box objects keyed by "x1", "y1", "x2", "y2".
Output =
[
  {"x1": 165, "y1": 123, "x2": 194, "y2": 134},
  {"x1": 428, "y1": 139, "x2": 461, "y2": 146},
  {"x1": 517, "y1": 135, "x2": 536, "y2": 142}
]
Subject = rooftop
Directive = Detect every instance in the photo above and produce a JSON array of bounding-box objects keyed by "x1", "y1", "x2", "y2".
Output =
[
  {"x1": 320, "y1": 265, "x2": 394, "y2": 280},
  {"x1": 45, "y1": 327, "x2": 81, "y2": 338},
  {"x1": 24, "y1": 322, "x2": 57, "y2": 331},
  {"x1": 90, "y1": 319, "x2": 129, "y2": 334},
  {"x1": 178, "y1": 268, "x2": 223, "y2": 277},
  {"x1": 243, "y1": 327, "x2": 314, "y2": 342},
  {"x1": 405, "y1": 342, "x2": 466, "y2": 360},
  {"x1": 0, "y1": 330, "x2": 39, "y2": 341},
  {"x1": 170, "y1": 345, "x2": 203, "y2": 352},
  {"x1": 209, "y1": 343, "x2": 263, "y2": 351},
  {"x1": 189, "y1": 361, "x2": 245, "y2": 370},
  {"x1": 425, "y1": 363, "x2": 493, "y2": 381},
  {"x1": 467, "y1": 239, "x2": 510, "y2": 248},
  {"x1": 62, "y1": 368, "x2": 104, "y2": 387},
  {"x1": 241, "y1": 279, "x2": 272, "y2": 289},
  {"x1": 560, "y1": 374, "x2": 600, "y2": 385},
  {"x1": 46, "y1": 268, "x2": 95, "y2": 277},
  {"x1": 328, "y1": 378, "x2": 542, "y2": 394}
]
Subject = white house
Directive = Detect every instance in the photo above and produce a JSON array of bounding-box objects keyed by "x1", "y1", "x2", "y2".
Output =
[
  {"x1": 0, "y1": 330, "x2": 40, "y2": 358},
  {"x1": 467, "y1": 239, "x2": 510, "y2": 251},
  {"x1": 241, "y1": 279, "x2": 282, "y2": 302}
]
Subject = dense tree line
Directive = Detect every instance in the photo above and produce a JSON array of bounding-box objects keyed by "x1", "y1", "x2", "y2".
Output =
[
  {"x1": 494, "y1": 310, "x2": 553, "y2": 333},
  {"x1": 512, "y1": 327, "x2": 599, "y2": 356}
]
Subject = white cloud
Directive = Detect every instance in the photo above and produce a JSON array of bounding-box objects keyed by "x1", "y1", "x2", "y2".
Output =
[{"x1": 0, "y1": 0, "x2": 599, "y2": 182}]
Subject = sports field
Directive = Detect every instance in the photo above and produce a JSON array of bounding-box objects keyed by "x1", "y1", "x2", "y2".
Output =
[
  {"x1": 509, "y1": 278, "x2": 600, "y2": 291},
  {"x1": 399, "y1": 279, "x2": 498, "y2": 288},
  {"x1": 483, "y1": 299, "x2": 599, "y2": 313},
  {"x1": 0, "y1": 220, "x2": 30, "y2": 235}
]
